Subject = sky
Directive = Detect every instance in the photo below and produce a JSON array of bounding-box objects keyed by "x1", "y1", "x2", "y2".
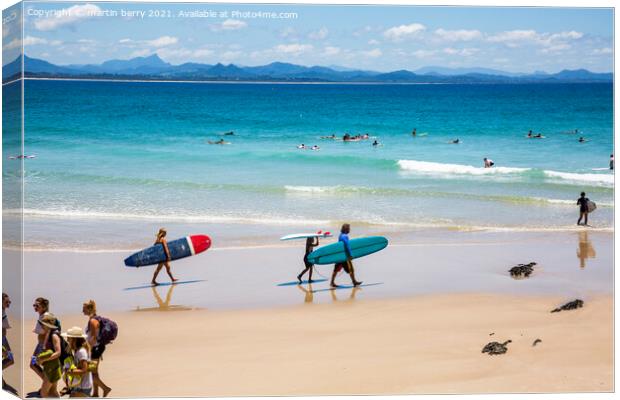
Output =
[{"x1": 2, "y1": 1, "x2": 614, "y2": 73}]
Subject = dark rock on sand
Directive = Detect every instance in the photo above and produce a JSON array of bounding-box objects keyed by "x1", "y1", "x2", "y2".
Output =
[
  {"x1": 509, "y1": 262, "x2": 537, "y2": 278},
  {"x1": 551, "y1": 299, "x2": 584, "y2": 313},
  {"x1": 482, "y1": 340, "x2": 512, "y2": 355}
]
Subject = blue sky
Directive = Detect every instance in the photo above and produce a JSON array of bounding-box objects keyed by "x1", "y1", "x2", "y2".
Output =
[{"x1": 5, "y1": 1, "x2": 614, "y2": 73}]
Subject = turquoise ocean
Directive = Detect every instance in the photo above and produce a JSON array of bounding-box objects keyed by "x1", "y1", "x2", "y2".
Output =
[{"x1": 7, "y1": 80, "x2": 614, "y2": 249}]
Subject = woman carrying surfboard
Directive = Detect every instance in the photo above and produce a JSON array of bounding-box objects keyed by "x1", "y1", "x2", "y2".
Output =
[
  {"x1": 297, "y1": 237, "x2": 320, "y2": 284},
  {"x1": 151, "y1": 228, "x2": 178, "y2": 286},
  {"x1": 330, "y1": 224, "x2": 362, "y2": 288}
]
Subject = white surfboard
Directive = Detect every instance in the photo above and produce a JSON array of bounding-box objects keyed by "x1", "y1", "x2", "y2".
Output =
[{"x1": 280, "y1": 232, "x2": 333, "y2": 241}]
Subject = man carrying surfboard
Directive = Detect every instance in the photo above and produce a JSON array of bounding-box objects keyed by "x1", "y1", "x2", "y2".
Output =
[
  {"x1": 330, "y1": 224, "x2": 362, "y2": 288},
  {"x1": 151, "y1": 228, "x2": 178, "y2": 285}
]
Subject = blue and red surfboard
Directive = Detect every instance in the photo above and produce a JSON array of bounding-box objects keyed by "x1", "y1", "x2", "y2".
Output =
[{"x1": 124, "y1": 235, "x2": 211, "y2": 267}]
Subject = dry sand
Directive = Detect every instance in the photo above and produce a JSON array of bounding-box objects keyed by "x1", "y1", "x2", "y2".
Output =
[{"x1": 11, "y1": 293, "x2": 612, "y2": 397}]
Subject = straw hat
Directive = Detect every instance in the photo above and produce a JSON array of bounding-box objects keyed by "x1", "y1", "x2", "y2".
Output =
[
  {"x1": 39, "y1": 312, "x2": 58, "y2": 329},
  {"x1": 61, "y1": 326, "x2": 87, "y2": 339}
]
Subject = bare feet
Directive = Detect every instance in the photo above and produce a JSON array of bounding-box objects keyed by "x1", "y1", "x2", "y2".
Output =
[
  {"x1": 103, "y1": 387, "x2": 112, "y2": 397},
  {"x1": 151, "y1": 281, "x2": 159, "y2": 286},
  {"x1": 330, "y1": 283, "x2": 340, "y2": 288},
  {"x1": 353, "y1": 281, "x2": 363, "y2": 287},
  {"x1": 297, "y1": 275, "x2": 302, "y2": 284},
  {"x1": 171, "y1": 278, "x2": 179, "y2": 283}
]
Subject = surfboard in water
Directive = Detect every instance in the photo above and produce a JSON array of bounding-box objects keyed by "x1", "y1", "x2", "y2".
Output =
[
  {"x1": 124, "y1": 235, "x2": 211, "y2": 267},
  {"x1": 306, "y1": 236, "x2": 388, "y2": 265}
]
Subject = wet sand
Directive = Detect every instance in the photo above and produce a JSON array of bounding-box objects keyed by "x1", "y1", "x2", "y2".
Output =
[{"x1": 2, "y1": 230, "x2": 613, "y2": 395}]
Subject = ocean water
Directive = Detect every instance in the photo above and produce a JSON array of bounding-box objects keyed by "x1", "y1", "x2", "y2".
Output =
[{"x1": 12, "y1": 80, "x2": 614, "y2": 249}]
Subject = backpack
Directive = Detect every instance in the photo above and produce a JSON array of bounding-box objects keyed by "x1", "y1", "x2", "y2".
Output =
[{"x1": 93, "y1": 316, "x2": 118, "y2": 345}]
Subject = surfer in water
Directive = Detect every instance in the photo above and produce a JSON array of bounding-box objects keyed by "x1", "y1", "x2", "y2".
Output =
[
  {"x1": 151, "y1": 228, "x2": 178, "y2": 286},
  {"x1": 330, "y1": 224, "x2": 362, "y2": 288},
  {"x1": 577, "y1": 192, "x2": 590, "y2": 226},
  {"x1": 297, "y1": 237, "x2": 320, "y2": 284}
]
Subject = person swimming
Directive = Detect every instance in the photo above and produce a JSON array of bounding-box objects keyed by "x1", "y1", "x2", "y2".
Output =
[
  {"x1": 297, "y1": 144, "x2": 306, "y2": 149},
  {"x1": 372, "y1": 140, "x2": 379, "y2": 146},
  {"x1": 311, "y1": 145, "x2": 320, "y2": 150},
  {"x1": 208, "y1": 139, "x2": 229, "y2": 145},
  {"x1": 578, "y1": 137, "x2": 587, "y2": 143},
  {"x1": 412, "y1": 128, "x2": 417, "y2": 137},
  {"x1": 451, "y1": 139, "x2": 460, "y2": 144},
  {"x1": 483, "y1": 158, "x2": 494, "y2": 168}
]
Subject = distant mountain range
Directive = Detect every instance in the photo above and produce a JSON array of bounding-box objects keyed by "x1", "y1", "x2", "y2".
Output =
[{"x1": 2, "y1": 54, "x2": 613, "y2": 84}]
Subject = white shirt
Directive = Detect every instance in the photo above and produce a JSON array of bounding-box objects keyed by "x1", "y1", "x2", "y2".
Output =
[
  {"x1": 2, "y1": 310, "x2": 10, "y2": 330},
  {"x1": 73, "y1": 348, "x2": 93, "y2": 390}
]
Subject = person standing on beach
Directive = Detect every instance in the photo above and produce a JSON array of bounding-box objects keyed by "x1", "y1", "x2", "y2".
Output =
[
  {"x1": 31, "y1": 297, "x2": 56, "y2": 393},
  {"x1": 36, "y1": 313, "x2": 63, "y2": 398},
  {"x1": 297, "y1": 237, "x2": 319, "y2": 284},
  {"x1": 2, "y1": 293, "x2": 17, "y2": 396},
  {"x1": 330, "y1": 224, "x2": 362, "y2": 288},
  {"x1": 83, "y1": 300, "x2": 112, "y2": 397},
  {"x1": 62, "y1": 327, "x2": 93, "y2": 397},
  {"x1": 151, "y1": 228, "x2": 178, "y2": 286},
  {"x1": 577, "y1": 192, "x2": 590, "y2": 226}
]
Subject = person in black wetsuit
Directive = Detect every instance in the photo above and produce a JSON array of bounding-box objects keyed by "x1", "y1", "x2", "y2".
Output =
[
  {"x1": 297, "y1": 237, "x2": 319, "y2": 283},
  {"x1": 577, "y1": 192, "x2": 590, "y2": 226}
]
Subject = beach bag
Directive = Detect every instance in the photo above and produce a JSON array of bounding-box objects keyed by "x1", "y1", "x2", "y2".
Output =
[
  {"x1": 93, "y1": 316, "x2": 118, "y2": 345},
  {"x1": 56, "y1": 332, "x2": 72, "y2": 363},
  {"x1": 38, "y1": 349, "x2": 62, "y2": 383}
]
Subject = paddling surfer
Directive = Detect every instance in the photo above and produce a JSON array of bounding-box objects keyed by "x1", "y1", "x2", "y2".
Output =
[
  {"x1": 330, "y1": 224, "x2": 362, "y2": 288},
  {"x1": 297, "y1": 237, "x2": 319, "y2": 284},
  {"x1": 151, "y1": 228, "x2": 178, "y2": 286}
]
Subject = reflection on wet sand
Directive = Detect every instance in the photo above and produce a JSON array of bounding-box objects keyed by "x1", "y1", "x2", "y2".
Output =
[
  {"x1": 577, "y1": 231, "x2": 596, "y2": 269},
  {"x1": 296, "y1": 284, "x2": 314, "y2": 303},
  {"x1": 134, "y1": 284, "x2": 194, "y2": 312},
  {"x1": 330, "y1": 286, "x2": 360, "y2": 302}
]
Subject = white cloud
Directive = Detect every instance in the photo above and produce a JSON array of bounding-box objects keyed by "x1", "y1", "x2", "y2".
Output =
[
  {"x1": 146, "y1": 36, "x2": 178, "y2": 47},
  {"x1": 592, "y1": 47, "x2": 613, "y2": 55},
  {"x1": 323, "y1": 46, "x2": 341, "y2": 56},
  {"x1": 308, "y1": 27, "x2": 328, "y2": 40},
  {"x1": 275, "y1": 43, "x2": 313, "y2": 55},
  {"x1": 119, "y1": 38, "x2": 132, "y2": 44},
  {"x1": 33, "y1": 4, "x2": 102, "y2": 31},
  {"x1": 487, "y1": 30, "x2": 538, "y2": 45},
  {"x1": 383, "y1": 23, "x2": 426, "y2": 42},
  {"x1": 3, "y1": 38, "x2": 21, "y2": 51},
  {"x1": 435, "y1": 28, "x2": 482, "y2": 42},
  {"x1": 23, "y1": 36, "x2": 48, "y2": 46},
  {"x1": 361, "y1": 48, "x2": 382, "y2": 58},
  {"x1": 368, "y1": 39, "x2": 380, "y2": 46},
  {"x1": 220, "y1": 50, "x2": 242, "y2": 60},
  {"x1": 212, "y1": 19, "x2": 247, "y2": 32},
  {"x1": 443, "y1": 47, "x2": 479, "y2": 57},
  {"x1": 413, "y1": 49, "x2": 437, "y2": 59}
]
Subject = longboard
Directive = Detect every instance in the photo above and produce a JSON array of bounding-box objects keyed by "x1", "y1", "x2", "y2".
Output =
[
  {"x1": 587, "y1": 200, "x2": 597, "y2": 213},
  {"x1": 311, "y1": 282, "x2": 384, "y2": 293},
  {"x1": 124, "y1": 235, "x2": 211, "y2": 267},
  {"x1": 306, "y1": 236, "x2": 388, "y2": 265},
  {"x1": 280, "y1": 231, "x2": 332, "y2": 241}
]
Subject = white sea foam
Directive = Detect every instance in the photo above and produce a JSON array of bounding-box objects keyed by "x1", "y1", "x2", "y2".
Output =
[
  {"x1": 397, "y1": 160, "x2": 529, "y2": 176},
  {"x1": 543, "y1": 170, "x2": 614, "y2": 187}
]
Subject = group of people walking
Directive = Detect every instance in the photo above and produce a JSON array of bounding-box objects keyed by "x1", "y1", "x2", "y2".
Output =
[{"x1": 2, "y1": 295, "x2": 114, "y2": 397}]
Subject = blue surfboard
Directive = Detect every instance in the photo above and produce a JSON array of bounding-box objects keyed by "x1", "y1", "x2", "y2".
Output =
[
  {"x1": 124, "y1": 235, "x2": 211, "y2": 267},
  {"x1": 306, "y1": 236, "x2": 388, "y2": 265}
]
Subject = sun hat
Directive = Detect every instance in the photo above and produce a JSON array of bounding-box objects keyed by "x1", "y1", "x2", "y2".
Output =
[
  {"x1": 61, "y1": 326, "x2": 87, "y2": 339},
  {"x1": 39, "y1": 312, "x2": 58, "y2": 329}
]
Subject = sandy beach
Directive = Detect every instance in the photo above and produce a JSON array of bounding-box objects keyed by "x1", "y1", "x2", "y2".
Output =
[{"x1": 2, "y1": 230, "x2": 613, "y2": 396}]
